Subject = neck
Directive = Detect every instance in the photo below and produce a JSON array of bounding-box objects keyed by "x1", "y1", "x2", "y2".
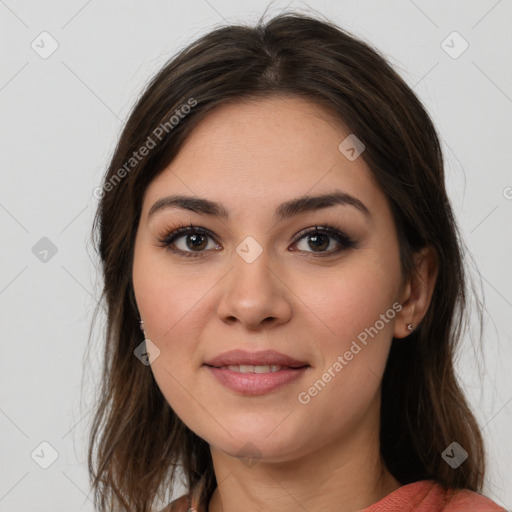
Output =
[{"x1": 206, "y1": 398, "x2": 401, "y2": 512}]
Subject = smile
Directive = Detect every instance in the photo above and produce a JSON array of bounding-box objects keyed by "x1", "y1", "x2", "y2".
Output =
[{"x1": 218, "y1": 364, "x2": 286, "y2": 373}]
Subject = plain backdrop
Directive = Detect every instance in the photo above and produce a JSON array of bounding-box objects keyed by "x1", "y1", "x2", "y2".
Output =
[{"x1": 1, "y1": 0, "x2": 511, "y2": 510}]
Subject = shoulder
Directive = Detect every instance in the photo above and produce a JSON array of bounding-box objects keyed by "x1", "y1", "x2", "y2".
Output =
[
  {"x1": 443, "y1": 486, "x2": 508, "y2": 512},
  {"x1": 361, "y1": 480, "x2": 507, "y2": 512}
]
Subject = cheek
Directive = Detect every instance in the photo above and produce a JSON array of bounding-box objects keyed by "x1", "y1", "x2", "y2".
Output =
[
  {"x1": 132, "y1": 242, "x2": 210, "y2": 346},
  {"x1": 294, "y1": 253, "x2": 401, "y2": 404},
  {"x1": 293, "y1": 272, "x2": 398, "y2": 440},
  {"x1": 132, "y1": 244, "x2": 216, "y2": 411},
  {"x1": 133, "y1": 263, "x2": 208, "y2": 424},
  {"x1": 301, "y1": 255, "x2": 401, "y2": 350}
]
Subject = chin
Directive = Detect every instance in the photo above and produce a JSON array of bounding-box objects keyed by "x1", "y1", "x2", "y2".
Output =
[{"x1": 201, "y1": 424, "x2": 308, "y2": 464}]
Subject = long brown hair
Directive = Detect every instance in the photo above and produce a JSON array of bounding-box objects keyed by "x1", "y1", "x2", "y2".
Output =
[{"x1": 87, "y1": 11, "x2": 486, "y2": 511}]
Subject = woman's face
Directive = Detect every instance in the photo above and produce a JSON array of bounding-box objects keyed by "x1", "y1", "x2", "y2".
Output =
[{"x1": 132, "y1": 96, "x2": 409, "y2": 463}]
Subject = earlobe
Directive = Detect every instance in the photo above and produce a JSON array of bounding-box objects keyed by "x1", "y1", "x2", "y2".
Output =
[{"x1": 393, "y1": 245, "x2": 438, "y2": 339}]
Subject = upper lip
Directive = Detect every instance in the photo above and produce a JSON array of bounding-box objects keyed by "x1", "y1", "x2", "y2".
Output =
[{"x1": 204, "y1": 349, "x2": 309, "y2": 368}]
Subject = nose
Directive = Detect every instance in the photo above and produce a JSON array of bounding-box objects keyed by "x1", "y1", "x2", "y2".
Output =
[{"x1": 216, "y1": 245, "x2": 293, "y2": 331}]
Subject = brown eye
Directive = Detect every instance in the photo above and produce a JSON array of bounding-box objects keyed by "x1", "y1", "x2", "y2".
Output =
[
  {"x1": 158, "y1": 225, "x2": 220, "y2": 258},
  {"x1": 291, "y1": 225, "x2": 356, "y2": 255},
  {"x1": 158, "y1": 223, "x2": 356, "y2": 259},
  {"x1": 181, "y1": 232, "x2": 208, "y2": 251}
]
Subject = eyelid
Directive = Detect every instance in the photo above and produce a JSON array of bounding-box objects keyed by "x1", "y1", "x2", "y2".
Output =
[{"x1": 291, "y1": 224, "x2": 351, "y2": 244}]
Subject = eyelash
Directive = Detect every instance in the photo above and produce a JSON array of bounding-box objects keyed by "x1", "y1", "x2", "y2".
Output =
[{"x1": 156, "y1": 222, "x2": 357, "y2": 258}]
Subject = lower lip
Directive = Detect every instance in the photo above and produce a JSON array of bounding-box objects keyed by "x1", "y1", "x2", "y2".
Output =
[{"x1": 205, "y1": 365, "x2": 309, "y2": 395}]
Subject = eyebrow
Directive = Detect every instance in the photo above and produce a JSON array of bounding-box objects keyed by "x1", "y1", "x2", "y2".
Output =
[{"x1": 148, "y1": 190, "x2": 371, "y2": 222}]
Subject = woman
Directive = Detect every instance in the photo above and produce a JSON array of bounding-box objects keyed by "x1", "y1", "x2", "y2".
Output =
[{"x1": 88, "y1": 12, "x2": 507, "y2": 512}]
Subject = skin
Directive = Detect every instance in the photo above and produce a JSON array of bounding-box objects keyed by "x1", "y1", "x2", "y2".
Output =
[{"x1": 132, "y1": 96, "x2": 438, "y2": 512}]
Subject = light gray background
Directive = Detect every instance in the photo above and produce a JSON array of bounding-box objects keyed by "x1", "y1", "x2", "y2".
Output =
[{"x1": 1, "y1": 0, "x2": 511, "y2": 511}]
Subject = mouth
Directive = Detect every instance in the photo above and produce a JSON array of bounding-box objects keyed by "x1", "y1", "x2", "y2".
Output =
[{"x1": 203, "y1": 349, "x2": 310, "y2": 395}]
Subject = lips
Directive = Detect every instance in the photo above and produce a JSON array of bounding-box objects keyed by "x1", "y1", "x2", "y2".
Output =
[
  {"x1": 206, "y1": 365, "x2": 310, "y2": 395},
  {"x1": 203, "y1": 349, "x2": 309, "y2": 369}
]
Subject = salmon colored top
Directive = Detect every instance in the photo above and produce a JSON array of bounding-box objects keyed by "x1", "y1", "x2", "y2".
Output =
[{"x1": 161, "y1": 479, "x2": 508, "y2": 512}]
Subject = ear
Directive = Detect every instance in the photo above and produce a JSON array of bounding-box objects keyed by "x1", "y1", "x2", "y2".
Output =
[{"x1": 393, "y1": 245, "x2": 438, "y2": 339}]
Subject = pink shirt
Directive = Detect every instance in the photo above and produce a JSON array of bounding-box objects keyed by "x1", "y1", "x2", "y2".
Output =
[
  {"x1": 162, "y1": 480, "x2": 508, "y2": 511},
  {"x1": 360, "y1": 480, "x2": 507, "y2": 511}
]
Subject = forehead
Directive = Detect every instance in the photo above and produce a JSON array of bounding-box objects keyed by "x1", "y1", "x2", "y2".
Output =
[
  {"x1": 142, "y1": 96, "x2": 384, "y2": 219},
  {"x1": 172, "y1": 95, "x2": 350, "y2": 172}
]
